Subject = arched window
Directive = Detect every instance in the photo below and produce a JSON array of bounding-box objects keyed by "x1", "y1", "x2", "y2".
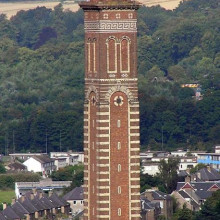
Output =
[
  {"x1": 118, "y1": 208, "x2": 121, "y2": 216},
  {"x1": 118, "y1": 164, "x2": 121, "y2": 172},
  {"x1": 87, "y1": 38, "x2": 96, "y2": 73},
  {"x1": 118, "y1": 186, "x2": 121, "y2": 194},
  {"x1": 117, "y1": 142, "x2": 121, "y2": 150},
  {"x1": 120, "y1": 36, "x2": 131, "y2": 73},
  {"x1": 106, "y1": 37, "x2": 117, "y2": 73}
]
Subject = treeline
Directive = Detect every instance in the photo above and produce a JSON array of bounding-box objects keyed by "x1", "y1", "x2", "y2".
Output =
[
  {"x1": 0, "y1": 173, "x2": 41, "y2": 190},
  {"x1": 0, "y1": 0, "x2": 219, "y2": 154}
]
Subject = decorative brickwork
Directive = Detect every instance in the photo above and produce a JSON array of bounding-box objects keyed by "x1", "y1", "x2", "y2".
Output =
[{"x1": 80, "y1": 0, "x2": 141, "y2": 219}]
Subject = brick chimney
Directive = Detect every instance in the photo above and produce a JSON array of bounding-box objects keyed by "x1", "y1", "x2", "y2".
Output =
[
  {"x1": 32, "y1": 188, "x2": 37, "y2": 195},
  {"x1": 39, "y1": 191, "x2": 43, "y2": 199},
  {"x1": 25, "y1": 214, "x2": 30, "y2": 220},
  {"x1": 35, "y1": 211, "x2": 39, "y2": 219},
  {"x1": 144, "y1": 190, "x2": 154, "y2": 201},
  {"x1": 3, "y1": 203, "x2": 7, "y2": 210},
  {"x1": 49, "y1": 190, "x2": 53, "y2": 197},
  {"x1": 11, "y1": 198, "x2": 16, "y2": 205},
  {"x1": 207, "y1": 165, "x2": 211, "y2": 172},
  {"x1": 20, "y1": 195, "x2": 25, "y2": 202},
  {"x1": 185, "y1": 175, "x2": 191, "y2": 183},
  {"x1": 30, "y1": 193, "x2": 34, "y2": 200}
]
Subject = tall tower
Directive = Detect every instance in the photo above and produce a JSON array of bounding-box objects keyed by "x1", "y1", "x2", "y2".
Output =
[{"x1": 79, "y1": 1, "x2": 141, "y2": 219}]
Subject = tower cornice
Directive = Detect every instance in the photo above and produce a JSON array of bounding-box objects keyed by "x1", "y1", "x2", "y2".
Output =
[{"x1": 79, "y1": 0, "x2": 141, "y2": 11}]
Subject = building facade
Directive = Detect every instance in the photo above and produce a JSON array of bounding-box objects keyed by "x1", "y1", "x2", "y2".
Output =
[{"x1": 79, "y1": 0, "x2": 141, "y2": 219}]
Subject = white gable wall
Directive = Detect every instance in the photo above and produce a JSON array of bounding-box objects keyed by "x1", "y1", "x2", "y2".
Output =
[{"x1": 23, "y1": 157, "x2": 42, "y2": 172}]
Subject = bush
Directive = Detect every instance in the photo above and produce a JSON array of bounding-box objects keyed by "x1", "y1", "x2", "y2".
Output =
[{"x1": 0, "y1": 173, "x2": 41, "y2": 190}]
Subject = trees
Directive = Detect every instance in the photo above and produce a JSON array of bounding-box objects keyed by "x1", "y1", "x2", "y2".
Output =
[
  {"x1": 0, "y1": 163, "x2": 6, "y2": 174},
  {"x1": 0, "y1": 0, "x2": 219, "y2": 154},
  {"x1": 172, "y1": 203, "x2": 195, "y2": 220},
  {"x1": 50, "y1": 165, "x2": 84, "y2": 194},
  {"x1": 195, "y1": 190, "x2": 220, "y2": 220},
  {"x1": 158, "y1": 158, "x2": 180, "y2": 193}
]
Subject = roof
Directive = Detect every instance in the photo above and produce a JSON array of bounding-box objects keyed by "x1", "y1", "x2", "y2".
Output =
[
  {"x1": 141, "y1": 198, "x2": 160, "y2": 211},
  {"x1": 2, "y1": 206, "x2": 21, "y2": 219},
  {"x1": 49, "y1": 193, "x2": 69, "y2": 208},
  {"x1": 152, "y1": 191, "x2": 172, "y2": 200},
  {"x1": 8, "y1": 162, "x2": 26, "y2": 170},
  {"x1": 178, "y1": 170, "x2": 189, "y2": 177},
  {"x1": 0, "y1": 213, "x2": 6, "y2": 220},
  {"x1": 63, "y1": 186, "x2": 83, "y2": 201},
  {"x1": 0, "y1": 191, "x2": 70, "y2": 218},
  {"x1": 32, "y1": 155, "x2": 54, "y2": 164},
  {"x1": 11, "y1": 201, "x2": 29, "y2": 217},
  {"x1": 196, "y1": 167, "x2": 220, "y2": 181},
  {"x1": 177, "y1": 181, "x2": 220, "y2": 191}
]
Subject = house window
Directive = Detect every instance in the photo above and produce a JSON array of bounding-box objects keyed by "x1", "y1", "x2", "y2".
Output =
[
  {"x1": 118, "y1": 208, "x2": 121, "y2": 216},
  {"x1": 73, "y1": 201, "x2": 76, "y2": 204},
  {"x1": 117, "y1": 120, "x2": 121, "y2": 128}
]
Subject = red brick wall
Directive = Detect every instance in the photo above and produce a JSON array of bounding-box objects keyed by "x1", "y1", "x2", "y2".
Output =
[{"x1": 110, "y1": 91, "x2": 129, "y2": 219}]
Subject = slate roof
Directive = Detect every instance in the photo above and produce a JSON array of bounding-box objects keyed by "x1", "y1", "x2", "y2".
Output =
[
  {"x1": 32, "y1": 155, "x2": 54, "y2": 164},
  {"x1": 39, "y1": 196, "x2": 54, "y2": 209},
  {"x1": 178, "y1": 170, "x2": 189, "y2": 177},
  {"x1": 152, "y1": 191, "x2": 172, "y2": 200},
  {"x1": 11, "y1": 202, "x2": 29, "y2": 218},
  {"x1": 63, "y1": 186, "x2": 83, "y2": 201},
  {"x1": 0, "y1": 191, "x2": 70, "y2": 218},
  {"x1": 8, "y1": 162, "x2": 26, "y2": 170},
  {"x1": 1, "y1": 206, "x2": 21, "y2": 219},
  {"x1": 141, "y1": 198, "x2": 160, "y2": 211},
  {"x1": 178, "y1": 190, "x2": 200, "y2": 210},
  {"x1": 196, "y1": 167, "x2": 220, "y2": 181},
  {"x1": 176, "y1": 181, "x2": 220, "y2": 191},
  {"x1": 0, "y1": 213, "x2": 6, "y2": 220},
  {"x1": 49, "y1": 193, "x2": 68, "y2": 208},
  {"x1": 19, "y1": 198, "x2": 38, "y2": 213}
]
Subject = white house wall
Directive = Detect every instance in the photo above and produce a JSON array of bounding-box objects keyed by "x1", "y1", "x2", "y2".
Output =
[{"x1": 23, "y1": 158, "x2": 41, "y2": 172}]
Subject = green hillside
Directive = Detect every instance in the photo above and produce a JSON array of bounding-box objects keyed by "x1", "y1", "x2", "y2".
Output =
[{"x1": 0, "y1": 0, "x2": 219, "y2": 154}]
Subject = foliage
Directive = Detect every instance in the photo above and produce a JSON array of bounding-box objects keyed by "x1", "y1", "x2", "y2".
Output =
[
  {"x1": 140, "y1": 172, "x2": 163, "y2": 193},
  {"x1": 50, "y1": 164, "x2": 84, "y2": 194},
  {"x1": 0, "y1": 0, "x2": 219, "y2": 154},
  {"x1": 51, "y1": 164, "x2": 83, "y2": 181},
  {"x1": 158, "y1": 158, "x2": 180, "y2": 193},
  {"x1": 0, "y1": 163, "x2": 6, "y2": 174},
  {"x1": 195, "y1": 190, "x2": 220, "y2": 220},
  {"x1": 171, "y1": 203, "x2": 195, "y2": 220},
  {"x1": 190, "y1": 163, "x2": 207, "y2": 174},
  {"x1": 0, "y1": 173, "x2": 40, "y2": 189}
]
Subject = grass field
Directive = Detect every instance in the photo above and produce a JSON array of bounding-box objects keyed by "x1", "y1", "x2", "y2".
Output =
[
  {"x1": 0, "y1": 0, "x2": 183, "y2": 18},
  {"x1": 0, "y1": 190, "x2": 15, "y2": 204}
]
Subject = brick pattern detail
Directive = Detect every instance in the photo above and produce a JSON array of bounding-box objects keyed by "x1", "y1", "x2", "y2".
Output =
[{"x1": 80, "y1": 1, "x2": 141, "y2": 219}]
